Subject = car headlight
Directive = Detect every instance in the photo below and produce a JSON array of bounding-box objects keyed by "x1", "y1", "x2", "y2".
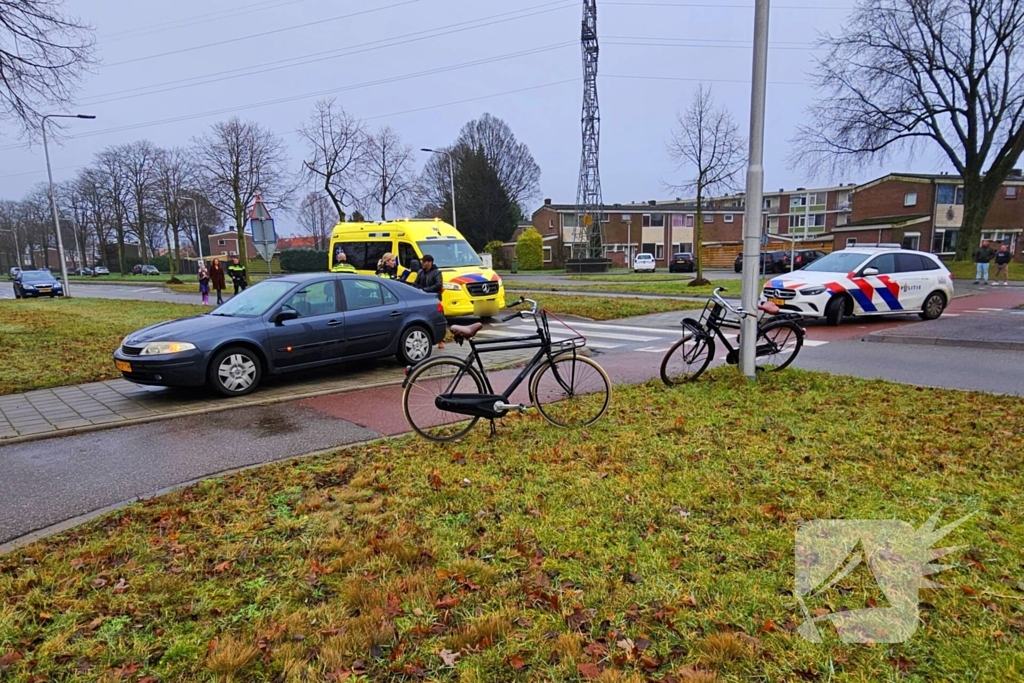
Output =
[
  {"x1": 800, "y1": 286, "x2": 827, "y2": 296},
  {"x1": 442, "y1": 283, "x2": 462, "y2": 291},
  {"x1": 23, "y1": 285, "x2": 36, "y2": 290},
  {"x1": 140, "y1": 342, "x2": 197, "y2": 355}
]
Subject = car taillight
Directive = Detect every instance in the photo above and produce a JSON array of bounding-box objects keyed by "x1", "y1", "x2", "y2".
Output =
[{"x1": 437, "y1": 302, "x2": 444, "y2": 312}]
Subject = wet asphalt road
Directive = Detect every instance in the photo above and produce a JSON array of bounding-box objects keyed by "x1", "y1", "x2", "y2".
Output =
[{"x1": 0, "y1": 403, "x2": 378, "y2": 546}]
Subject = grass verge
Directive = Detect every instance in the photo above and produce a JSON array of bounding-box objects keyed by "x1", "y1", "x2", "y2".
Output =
[
  {"x1": 508, "y1": 293, "x2": 704, "y2": 320},
  {"x1": 945, "y1": 259, "x2": 1023, "y2": 282},
  {"x1": 0, "y1": 299, "x2": 203, "y2": 395},
  {"x1": 508, "y1": 279, "x2": 766, "y2": 298},
  {"x1": 1, "y1": 372, "x2": 1021, "y2": 681}
]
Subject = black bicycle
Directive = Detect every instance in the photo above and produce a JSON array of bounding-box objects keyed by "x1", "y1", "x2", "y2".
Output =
[
  {"x1": 661, "y1": 287, "x2": 805, "y2": 385},
  {"x1": 402, "y1": 298, "x2": 612, "y2": 442}
]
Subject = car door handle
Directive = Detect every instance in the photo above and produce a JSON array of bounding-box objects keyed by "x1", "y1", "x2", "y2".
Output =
[
  {"x1": 327, "y1": 319, "x2": 343, "y2": 327},
  {"x1": 389, "y1": 311, "x2": 402, "y2": 317}
]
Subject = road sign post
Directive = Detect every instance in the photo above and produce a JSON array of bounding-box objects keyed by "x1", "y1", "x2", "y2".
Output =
[{"x1": 248, "y1": 195, "x2": 277, "y2": 277}]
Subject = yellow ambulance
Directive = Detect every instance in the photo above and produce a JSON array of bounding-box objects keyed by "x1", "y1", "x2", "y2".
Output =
[{"x1": 328, "y1": 218, "x2": 506, "y2": 318}]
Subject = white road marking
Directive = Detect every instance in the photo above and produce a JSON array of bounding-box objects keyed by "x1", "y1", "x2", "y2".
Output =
[
  {"x1": 636, "y1": 347, "x2": 673, "y2": 353},
  {"x1": 503, "y1": 323, "x2": 662, "y2": 342},
  {"x1": 545, "y1": 320, "x2": 680, "y2": 335},
  {"x1": 131, "y1": 288, "x2": 160, "y2": 293},
  {"x1": 803, "y1": 340, "x2": 829, "y2": 347},
  {"x1": 475, "y1": 329, "x2": 621, "y2": 350},
  {"x1": 977, "y1": 307, "x2": 1004, "y2": 311},
  {"x1": 942, "y1": 313, "x2": 960, "y2": 317}
]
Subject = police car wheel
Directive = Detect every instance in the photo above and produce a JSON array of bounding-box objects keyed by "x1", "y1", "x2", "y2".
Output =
[
  {"x1": 825, "y1": 295, "x2": 846, "y2": 326},
  {"x1": 919, "y1": 292, "x2": 946, "y2": 320}
]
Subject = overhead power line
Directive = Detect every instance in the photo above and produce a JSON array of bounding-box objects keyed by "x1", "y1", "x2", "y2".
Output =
[
  {"x1": 79, "y1": 1, "x2": 576, "y2": 106},
  {"x1": 102, "y1": 0, "x2": 421, "y2": 67},
  {"x1": 604, "y1": 1, "x2": 851, "y2": 8},
  {"x1": 99, "y1": 0, "x2": 315, "y2": 43}
]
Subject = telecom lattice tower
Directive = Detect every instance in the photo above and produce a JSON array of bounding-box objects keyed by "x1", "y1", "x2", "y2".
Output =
[{"x1": 572, "y1": 0, "x2": 604, "y2": 259}]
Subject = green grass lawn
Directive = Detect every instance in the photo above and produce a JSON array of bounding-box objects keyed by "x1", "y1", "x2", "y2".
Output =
[
  {"x1": 507, "y1": 279, "x2": 769, "y2": 298},
  {"x1": 68, "y1": 274, "x2": 195, "y2": 284},
  {"x1": 512, "y1": 293, "x2": 704, "y2": 320},
  {"x1": 945, "y1": 259, "x2": 1023, "y2": 281},
  {"x1": 1, "y1": 372, "x2": 1020, "y2": 682},
  {"x1": 0, "y1": 299, "x2": 203, "y2": 395}
]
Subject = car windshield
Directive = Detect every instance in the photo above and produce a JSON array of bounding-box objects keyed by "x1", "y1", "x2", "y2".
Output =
[
  {"x1": 416, "y1": 240, "x2": 481, "y2": 267},
  {"x1": 210, "y1": 280, "x2": 294, "y2": 317},
  {"x1": 800, "y1": 251, "x2": 871, "y2": 273},
  {"x1": 21, "y1": 271, "x2": 54, "y2": 282}
]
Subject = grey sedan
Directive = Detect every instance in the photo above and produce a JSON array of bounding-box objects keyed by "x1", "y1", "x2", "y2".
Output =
[{"x1": 113, "y1": 273, "x2": 447, "y2": 396}]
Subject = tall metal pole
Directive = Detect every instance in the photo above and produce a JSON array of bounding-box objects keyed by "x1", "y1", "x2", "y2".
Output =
[
  {"x1": 42, "y1": 113, "x2": 95, "y2": 297},
  {"x1": 2, "y1": 229, "x2": 22, "y2": 269},
  {"x1": 740, "y1": 0, "x2": 771, "y2": 379},
  {"x1": 421, "y1": 148, "x2": 458, "y2": 230},
  {"x1": 178, "y1": 196, "x2": 205, "y2": 264}
]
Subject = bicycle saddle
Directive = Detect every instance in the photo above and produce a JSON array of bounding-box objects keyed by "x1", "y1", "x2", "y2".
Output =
[
  {"x1": 757, "y1": 301, "x2": 781, "y2": 314},
  {"x1": 450, "y1": 322, "x2": 483, "y2": 338}
]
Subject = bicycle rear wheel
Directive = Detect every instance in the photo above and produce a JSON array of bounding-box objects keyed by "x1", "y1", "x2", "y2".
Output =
[
  {"x1": 402, "y1": 357, "x2": 486, "y2": 442},
  {"x1": 661, "y1": 334, "x2": 714, "y2": 385},
  {"x1": 754, "y1": 321, "x2": 803, "y2": 372},
  {"x1": 530, "y1": 354, "x2": 611, "y2": 428}
]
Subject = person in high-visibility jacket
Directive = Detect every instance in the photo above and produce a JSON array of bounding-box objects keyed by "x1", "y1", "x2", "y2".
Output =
[
  {"x1": 331, "y1": 244, "x2": 357, "y2": 273},
  {"x1": 227, "y1": 256, "x2": 247, "y2": 295},
  {"x1": 375, "y1": 252, "x2": 413, "y2": 283}
]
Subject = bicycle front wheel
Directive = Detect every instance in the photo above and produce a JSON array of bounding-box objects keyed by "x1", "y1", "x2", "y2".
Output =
[
  {"x1": 402, "y1": 357, "x2": 486, "y2": 442},
  {"x1": 530, "y1": 354, "x2": 611, "y2": 428},
  {"x1": 661, "y1": 334, "x2": 715, "y2": 385},
  {"x1": 754, "y1": 321, "x2": 803, "y2": 372}
]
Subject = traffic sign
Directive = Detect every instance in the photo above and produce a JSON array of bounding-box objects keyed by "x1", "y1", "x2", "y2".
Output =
[
  {"x1": 760, "y1": 232, "x2": 768, "y2": 247},
  {"x1": 248, "y1": 195, "x2": 277, "y2": 264}
]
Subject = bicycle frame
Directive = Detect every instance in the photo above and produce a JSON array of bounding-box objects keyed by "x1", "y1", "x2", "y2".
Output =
[{"x1": 683, "y1": 288, "x2": 804, "y2": 360}]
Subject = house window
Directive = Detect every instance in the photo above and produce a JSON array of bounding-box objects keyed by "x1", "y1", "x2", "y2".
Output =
[
  {"x1": 685, "y1": 215, "x2": 695, "y2": 227},
  {"x1": 936, "y1": 184, "x2": 955, "y2": 204},
  {"x1": 1007, "y1": 187, "x2": 1018, "y2": 199},
  {"x1": 218, "y1": 239, "x2": 226, "y2": 246},
  {"x1": 809, "y1": 192, "x2": 827, "y2": 206},
  {"x1": 641, "y1": 242, "x2": 656, "y2": 255},
  {"x1": 790, "y1": 195, "x2": 807, "y2": 208},
  {"x1": 789, "y1": 214, "x2": 807, "y2": 228},
  {"x1": 724, "y1": 214, "x2": 734, "y2": 223},
  {"x1": 768, "y1": 217, "x2": 780, "y2": 233},
  {"x1": 846, "y1": 238, "x2": 857, "y2": 248},
  {"x1": 763, "y1": 197, "x2": 775, "y2": 209},
  {"x1": 543, "y1": 246, "x2": 552, "y2": 263},
  {"x1": 932, "y1": 229, "x2": 959, "y2": 253},
  {"x1": 809, "y1": 214, "x2": 826, "y2": 227},
  {"x1": 671, "y1": 214, "x2": 684, "y2": 228},
  {"x1": 622, "y1": 214, "x2": 632, "y2": 221},
  {"x1": 602, "y1": 213, "x2": 611, "y2": 223},
  {"x1": 650, "y1": 214, "x2": 665, "y2": 228},
  {"x1": 548, "y1": 219, "x2": 554, "y2": 228},
  {"x1": 655, "y1": 244, "x2": 664, "y2": 260},
  {"x1": 904, "y1": 192, "x2": 918, "y2": 206},
  {"x1": 704, "y1": 214, "x2": 715, "y2": 223},
  {"x1": 642, "y1": 214, "x2": 651, "y2": 228}
]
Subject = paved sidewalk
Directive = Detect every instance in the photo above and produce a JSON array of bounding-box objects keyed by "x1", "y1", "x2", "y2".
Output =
[
  {"x1": 865, "y1": 309, "x2": 1024, "y2": 351},
  {"x1": 0, "y1": 344, "x2": 534, "y2": 444}
]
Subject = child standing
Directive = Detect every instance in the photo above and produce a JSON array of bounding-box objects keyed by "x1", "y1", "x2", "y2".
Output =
[{"x1": 199, "y1": 266, "x2": 211, "y2": 306}]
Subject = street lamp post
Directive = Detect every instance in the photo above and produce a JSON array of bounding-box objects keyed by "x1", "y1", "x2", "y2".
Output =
[
  {"x1": 177, "y1": 195, "x2": 205, "y2": 266},
  {"x1": 739, "y1": 0, "x2": 771, "y2": 379},
  {"x1": 1, "y1": 228, "x2": 21, "y2": 269},
  {"x1": 42, "y1": 113, "x2": 96, "y2": 297},
  {"x1": 421, "y1": 148, "x2": 457, "y2": 230}
]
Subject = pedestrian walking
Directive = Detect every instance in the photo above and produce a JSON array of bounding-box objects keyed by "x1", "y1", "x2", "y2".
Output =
[
  {"x1": 414, "y1": 254, "x2": 443, "y2": 299},
  {"x1": 994, "y1": 243, "x2": 1012, "y2": 285},
  {"x1": 227, "y1": 256, "x2": 248, "y2": 295},
  {"x1": 198, "y1": 266, "x2": 211, "y2": 305},
  {"x1": 973, "y1": 239, "x2": 997, "y2": 285},
  {"x1": 210, "y1": 258, "x2": 226, "y2": 305}
]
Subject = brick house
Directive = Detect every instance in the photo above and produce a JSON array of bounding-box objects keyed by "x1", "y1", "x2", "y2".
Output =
[{"x1": 836, "y1": 172, "x2": 1024, "y2": 261}]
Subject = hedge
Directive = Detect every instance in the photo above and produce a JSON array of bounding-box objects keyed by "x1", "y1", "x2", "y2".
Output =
[
  {"x1": 280, "y1": 249, "x2": 328, "y2": 273},
  {"x1": 515, "y1": 227, "x2": 544, "y2": 270}
]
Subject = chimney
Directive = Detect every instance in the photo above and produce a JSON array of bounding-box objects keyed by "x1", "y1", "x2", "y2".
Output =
[
  {"x1": 648, "y1": 200, "x2": 657, "y2": 206},
  {"x1": 779, "y1": 188, "x2": 784, "y2": 192},
  {"x1": 796, "y1": 187, "x2": 806, "y2": 191},
  {"x1": 544, "y1": 198, "x2": 551, "y2": 205},
  {"x1": 1010, "y1": 168, "x2": 1023, "y2": 179}
]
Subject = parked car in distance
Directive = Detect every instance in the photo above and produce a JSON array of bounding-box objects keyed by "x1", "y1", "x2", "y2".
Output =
[
  {"x1": 140, "y1": 265, "x2": 160, "y2": 276},
  {"x1": 669, "y1": 252, "x2": 695, "y2": 273},
  {"x1": 13, "y1": 269, "x2": 64, "y2": 298},
  {"x1": 791, "y1": 249, "x2": 827, "y2": 271},
  {"x1": 8, "y1": 267, "x2": 22, "y2": 280},
  {"x1": 113, "y1": 273, "x2": 448, "y2": 397},
  {"x1": 734, "y1": 250, "x2": 791, "y2": 274},
  {"x1": 74, "y1": 267, "x2": 93, "y2": 276},
  {"x1": 633, "y1": 253, "x2": 656, "y2": 273},
  {"x1": 760, "y1": 248, "x2": 953, "y2": 326},
  {"x1": 92, "y1": 265, "x2": 110, "y2": 276}
]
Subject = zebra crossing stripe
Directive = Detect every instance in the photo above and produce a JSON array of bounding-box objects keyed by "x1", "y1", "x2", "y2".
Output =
[
  {"x1": 475, "y1": 329, "x2": 622, "y2": 349},
  {"x1": 503, "y1": 323, "x2": 662, "y2": 342}
]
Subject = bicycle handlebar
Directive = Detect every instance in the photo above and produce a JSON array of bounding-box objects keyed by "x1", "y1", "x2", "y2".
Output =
[
  {"x1": 711, "y1": 286, "x2": 755, "y2": 319},
  {"x1": 501, "y1": 297, "x2": 539, "y2": 322}
]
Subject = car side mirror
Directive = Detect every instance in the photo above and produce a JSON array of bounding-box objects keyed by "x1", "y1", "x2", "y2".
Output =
[
  {"x1": 273, "y1": 308, "x2": 299, "y2": 325},
  {"x1": 861, "y1": 267, "x2": 879, "y2": 277},
  {"x1": 408, "y1": 259, "x2": 421, "y2": 272}
]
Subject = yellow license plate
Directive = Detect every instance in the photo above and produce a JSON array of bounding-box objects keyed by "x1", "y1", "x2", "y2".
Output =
[
  {"x1": 473, "y1": 299, "x2": 500, "y2": 318},
  {"x1": 769, "y1": 297, "x2": 785, "y2": 306},
  {"x1": 115, "y1": 360, "x2": 132, "y2": 373}
]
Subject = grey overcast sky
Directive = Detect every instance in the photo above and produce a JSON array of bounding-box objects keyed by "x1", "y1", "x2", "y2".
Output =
[{"x1": 1, "y1": 0, "x2": 947, "y2": 232}]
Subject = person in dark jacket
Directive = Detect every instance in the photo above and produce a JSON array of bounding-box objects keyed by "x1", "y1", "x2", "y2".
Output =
[
  {"x1": 415, "y1": 253, "x2": 443, "y2": 299},
  {"x1": 227, "y1": 256, "x2": 247, "y2": 295},
  {"x1": 994, "y1": 243, "x2": 1012, "y2": 285},
  {"x1": 973, "y1": 239, "x2": 996, "y2": 284},
  {"x1": 198, "y1": 266, "x2": 211, "y2": 306},
  {"x1": 210, "y1": 258, "x2": 226, "y2": 304}
]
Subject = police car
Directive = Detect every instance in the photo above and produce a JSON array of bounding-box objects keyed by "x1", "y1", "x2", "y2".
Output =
[{"x1": 760, "y1": 247, "x2": 954, "y2": 326}]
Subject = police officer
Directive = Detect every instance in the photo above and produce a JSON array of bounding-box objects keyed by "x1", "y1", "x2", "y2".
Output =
[
  {"x1": 331, "y1": 245, "x2": 357, "y2": 273},
  {"x1": 227, "y1": 256, "x2": 248, "y2": 295}
]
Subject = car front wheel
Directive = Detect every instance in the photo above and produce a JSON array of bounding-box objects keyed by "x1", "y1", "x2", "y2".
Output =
[
  {"x1": 397, "y1": 325, "x2": 433, "y2": 365},
  {"x1": 209, "y1": 346, "x2": 262, "y2": 397},
  {"x1": 920, "y1": 292, "x2": 946, "y2": 320},
  {"x1": 825, "y1": 295, "x2": 846, "y2": 326}
]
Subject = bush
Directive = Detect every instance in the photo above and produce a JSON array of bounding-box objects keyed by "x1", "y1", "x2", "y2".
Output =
[
  {"x1": 515, "y1": 228, "x2": 544, "y2": 270},
  {"x1": 280, "y1": 249, "x2": 328, "y2": 273},
  {"x1": 484, "y1": 240, "x2": 506, "y2": 269}
]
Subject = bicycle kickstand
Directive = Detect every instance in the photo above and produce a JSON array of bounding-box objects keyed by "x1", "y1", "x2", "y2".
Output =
[{"x1": 489, "y1": 419, "x2": 497, "y2": 438}]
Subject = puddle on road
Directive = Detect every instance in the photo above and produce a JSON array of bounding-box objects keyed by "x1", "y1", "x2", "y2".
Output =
[{"x1": 252, "y1": 412, "x2": 300, "y2": 437}]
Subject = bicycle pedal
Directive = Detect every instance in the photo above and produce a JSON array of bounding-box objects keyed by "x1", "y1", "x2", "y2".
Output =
[{"x1": 493, "y1": 402, "x2": 526, "y2": 413}]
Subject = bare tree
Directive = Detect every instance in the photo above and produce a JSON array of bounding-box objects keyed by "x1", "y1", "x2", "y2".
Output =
[
  {"x1": 0, "y1": 0, "x2": 95, "y2": 137},
  {"x1": 667, "y1": 85, "x2": 746, "y2": 283},
  {"x1": 455, "y1": 113, "x2": 541, "y2": 212},
  {"x1": 154, "y1": 146, "x2": 196, "y2": 280},
  {"x1": 791, "y1": 0, "x2": 1024, "y2": 259},
  {"x1": 298, "y1": 98, "x2": 365, "y2": 221},
  {"x1": 359, "y1": 125, "x2": 416, "y2": 221},
  {"x1": 297, "y1": 191, "x2": 334, "y2": 251},
  {"x1": 94, "y1": 148, "x2": 132, "y2": 273},
  {"x1": 73, "y1": 167, "x2": 114, "y2": 267},
  {"x1": 192, "y1": 117, "x2": 293, "y2": 268},
  {"x1": 114, "y1": 140, "x2": 161, "y2": 264}
]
